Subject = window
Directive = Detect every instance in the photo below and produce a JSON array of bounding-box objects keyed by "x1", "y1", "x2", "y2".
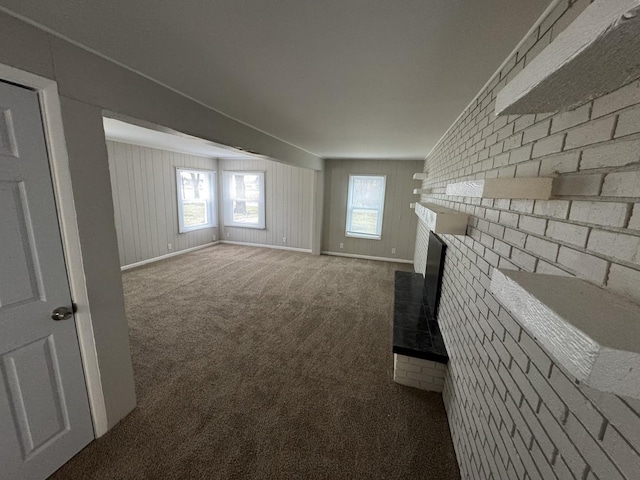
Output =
[
  {"x1": 176, "y1": 168, "x2": 216, "y2": 233},
  {"x1": 346, "y1": 175, "x2": 386, "y2": 240},
  {"x1": 222, "y1": 171, "x2": 266, "y2": 229}
]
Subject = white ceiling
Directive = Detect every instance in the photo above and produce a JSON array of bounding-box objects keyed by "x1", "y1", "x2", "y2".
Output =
[
  {"x1": 103, "y1": 118, "x2": 258, "y2": 160},
  {"x1": 0, "y1": 0, "x2": 551, "y2": 160}
]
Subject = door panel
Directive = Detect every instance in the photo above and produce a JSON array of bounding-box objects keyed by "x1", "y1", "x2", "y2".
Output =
[
  {"x1": 0, "y1": 106, "x2": 19, "y2": 157},
  {"x1": 0, "y1": 80, "x2": 94, "y2": 480},
  {"x1": 0, "y1": 181, "x2": 42, "y2": 308},
  {"x1": 2, "y1": 335, "x2": 69, "y2": 458}
]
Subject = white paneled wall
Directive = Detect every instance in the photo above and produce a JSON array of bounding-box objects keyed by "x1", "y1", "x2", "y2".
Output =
[
  {"x1": 107, "y1": 141, "x2": 217, "y2": 267},
  {"x1": 218, "y1": 158, "x2": 316, "y2": 251}
]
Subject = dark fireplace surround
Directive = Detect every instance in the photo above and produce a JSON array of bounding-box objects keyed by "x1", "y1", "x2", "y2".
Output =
[{"x1": 392, "y1": 232, "x2": 448, "y2": 364}]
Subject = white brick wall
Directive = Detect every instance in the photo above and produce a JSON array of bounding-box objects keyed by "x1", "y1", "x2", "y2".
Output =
[
  {"x1": 415, "y1": 1, "x2": 640, "y2": 479},
  {"x1": 393, "y1": 354, "x2": 447, "y2": 393}
]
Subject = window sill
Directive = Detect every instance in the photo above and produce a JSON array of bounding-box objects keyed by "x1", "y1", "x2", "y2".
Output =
[
  {"x1": 346, "y1": 232, "x2": 381, "y2": 240},
  {"x1": 178, "y1": 224, "x2": 217, "y2": 234},
  {"x1": 224, "y1": 224, "x2": 266, "y2": 230}
]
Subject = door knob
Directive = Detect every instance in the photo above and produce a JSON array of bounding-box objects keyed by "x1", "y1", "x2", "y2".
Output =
[{"x1": 51, "y1": 306, "x2": 73, "y2": 321}]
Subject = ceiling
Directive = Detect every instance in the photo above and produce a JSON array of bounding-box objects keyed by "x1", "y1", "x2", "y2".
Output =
[{"x1": 0, "y1": 0, "x2": 551, "y2": 160}]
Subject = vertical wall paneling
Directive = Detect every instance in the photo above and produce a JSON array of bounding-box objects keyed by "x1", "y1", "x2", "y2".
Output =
[
  {"x1": 322, "y1": 159, "x2": 422, "y2": 261},
  {"x1": 106, "y1": 140, "x2": 218, "y2": 267},
  {"x1": 218, "y1": 157, "x2": 315, "y2": 251}
]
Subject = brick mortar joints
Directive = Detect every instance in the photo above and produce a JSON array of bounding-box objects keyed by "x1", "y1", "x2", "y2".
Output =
[
  {"x1": 443, "y1": 198, "x2": 640, "y2": 238},
  {"x1": 440, "y1": 277, "x2": 640, "y2": 477}
]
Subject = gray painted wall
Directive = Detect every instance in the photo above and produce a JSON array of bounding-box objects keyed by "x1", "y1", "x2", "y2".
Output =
[
  {"x1": 58, "y1": 97, "x2": 136, "y2": 430},
  {"x1": 106, "y1": 140, "x2": 217, "y2": 267},
  {"x1": 219, "y1": 158, "x2": 315, "y2": 251},
  {"x1": 0, "y1": 10, "x2": 321, "y2": 431},
  {"x1": 322, "y1": 159, "x2": 421, "y2": 261}
]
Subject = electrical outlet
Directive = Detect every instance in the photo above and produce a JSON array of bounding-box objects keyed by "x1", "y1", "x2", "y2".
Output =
[
  {"x1": 213, "y1": 234, "x2": 217, "y2": 241},
  {"x1": 339, "y1": 243, "x2": 344, "y2": 249},
  {"x1": 226, "y1": 231, "x2": 230, "y2": 237},
  {"x1": 167, "y1": 243, "x2": 173, "y2": 250},
  {"x1": 391, "y1": 248, "x2": 396, "y2": 254},
  {"x1": 283, "y1": 236, "x2": 287, "y2": 243}
]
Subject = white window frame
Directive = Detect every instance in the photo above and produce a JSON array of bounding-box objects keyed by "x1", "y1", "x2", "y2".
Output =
[
  {"x1": 222, "y1": 170, "x2": 266, "y2": 229},
  {"x1": 176, "y1": 167, "x2": 217, "y2": 233},
  {"x1": 345, "y1": 174, "x2": 386, "y2": 240}
]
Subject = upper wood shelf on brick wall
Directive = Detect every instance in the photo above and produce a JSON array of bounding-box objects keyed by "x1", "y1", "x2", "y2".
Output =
[
  {"x1": 491, "y1": 269, "x2": 640, "y2": 401},
  {"x1": 413, "y1": 188, "x2": 431, "y2": 195},
  {"x1": 446, "y1": 178, "x2": 553, "y2": 199},
  {"x1": 414, "y1": 202, "x2": 468, "y2": 235},
  {"x1": 413, "y1": 173, "x2": 428, "y2": 180},
  {"x1": 496, "y1": 0, "x2": 640, "y2": 115}
]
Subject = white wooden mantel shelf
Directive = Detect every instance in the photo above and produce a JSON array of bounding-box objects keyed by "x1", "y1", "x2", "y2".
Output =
[
  {"x1": 414, "y1": 202, "x2": 468, "y2": 235},
  {"x1": 491, "y1": 269, "x2": 640, "y2": 401},
  {"x1": 446, "y1": 178, "x2": 553, "y2": 199},
  {"x1": 496, "y1": 0, "x2": 640, "y2": 115}
]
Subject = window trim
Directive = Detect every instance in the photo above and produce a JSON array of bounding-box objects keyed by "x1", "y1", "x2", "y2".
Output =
[
  {"x1": 176, "y1": 167, "x2": 217, "y2": 233},
  {"x1": 345, "y1": 174, "x2": 386, "y2": 240},
  {"x1": 222, "y1": 170, "x2": 266, "y2": 229}
]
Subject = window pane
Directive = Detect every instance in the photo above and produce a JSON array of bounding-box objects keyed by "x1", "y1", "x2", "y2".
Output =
[
  {"x1": 350, "y1": 209, "x2": 378, "y2": 235},
  {"x1": 232, "y1": 200, "x2": 260, "y2": 224},
  {"x1": 183, "y1": 201, "x2": 207, "y2": 227},
  {"x1": 229, "y1": 174, "x2": 260, "y2": 201},
  {"x1": 351, "y1": 177, "x2": 383, "y2": 208},
  {"x1": 230, "y1": 174, "x2": 260, "y2": 224},
  {"x1": 180, "y1": 170, "x2": 211, "y2": 201},
  {"x1": 177, "y1": 168, "x2": 215, "y2": 233},
  {"x1": 223, "y1": 171, "x2": 265, "y2": 229},
  {"x1": 346, "y1": 175, "x2": 385, "y2": 238}
]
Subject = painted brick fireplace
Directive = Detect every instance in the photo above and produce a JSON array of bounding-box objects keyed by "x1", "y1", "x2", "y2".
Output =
[{"x1": 412, "y1": 1, "x2": 640, "y2": 479}]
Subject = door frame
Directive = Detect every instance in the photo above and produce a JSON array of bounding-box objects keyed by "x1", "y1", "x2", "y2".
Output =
[{"x1": 0, "y1": 63, "x2": 107, "y2": 437}]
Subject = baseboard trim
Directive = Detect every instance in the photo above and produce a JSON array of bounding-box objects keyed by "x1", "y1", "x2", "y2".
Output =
[
  {"x1": 221, "y1": 240, "x2": 312, "y2": 253},
  {"x1": 121, "y1": 243, "x2": 407, "y2": 268},
  {"x1": 321, "y1": 251, "x2": 414, "y2": 264},
  {"x1": 121, "y1": 242, "x2": 219, "y2": 271}
]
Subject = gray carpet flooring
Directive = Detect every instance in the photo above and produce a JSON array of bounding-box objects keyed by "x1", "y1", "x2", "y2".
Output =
[{"x1": 50, "y1": 245, "x2": 460, "y2": 479}]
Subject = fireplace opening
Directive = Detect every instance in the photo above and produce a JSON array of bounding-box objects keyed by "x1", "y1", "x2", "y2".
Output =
[
  {"x1": 391, "y1": 230, "x2": 449, "y2": 391},
  {"x1": 423, "y1": 231, "x2": 447, "y2": 321}
]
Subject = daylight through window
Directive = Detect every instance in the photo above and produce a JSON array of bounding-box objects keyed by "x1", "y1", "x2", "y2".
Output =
[
  {"x1": 345, "y1": 175, "x2": 386, "y2": 239},
  {"x1": 222, "y1": 171, "x2": 266, "y2": 229},
  {"x1": 176, "y1": 168, "x2": 216, "y2": 233}
]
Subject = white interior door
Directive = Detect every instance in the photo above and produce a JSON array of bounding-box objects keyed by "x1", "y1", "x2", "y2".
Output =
[{"x1": 0, "y1": 80, "x2": 94, "y2": 479}]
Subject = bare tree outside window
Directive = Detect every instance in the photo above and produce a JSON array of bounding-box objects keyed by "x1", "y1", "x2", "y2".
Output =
[
  {"x1": 189, "y1": 172, "x2": 202, "y2": 199},
  {"x1": 223, "y1": 171, "x2": 266, "y2": 229},
  {"x1": 176, "y1": 168, "x2": 215, "y2": 232},
  {"x1": 234, "y1": 174, "x2": 246, "y2": 214}
]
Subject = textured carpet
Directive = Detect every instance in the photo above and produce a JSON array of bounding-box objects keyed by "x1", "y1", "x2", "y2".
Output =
[{"x1": 50, "y1": 245, "x2": 460, "y2": 479}]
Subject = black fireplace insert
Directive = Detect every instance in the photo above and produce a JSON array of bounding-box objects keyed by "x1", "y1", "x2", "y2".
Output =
[{"x1": 392, "y1": 231, "x2": 448, "y2": 363}]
